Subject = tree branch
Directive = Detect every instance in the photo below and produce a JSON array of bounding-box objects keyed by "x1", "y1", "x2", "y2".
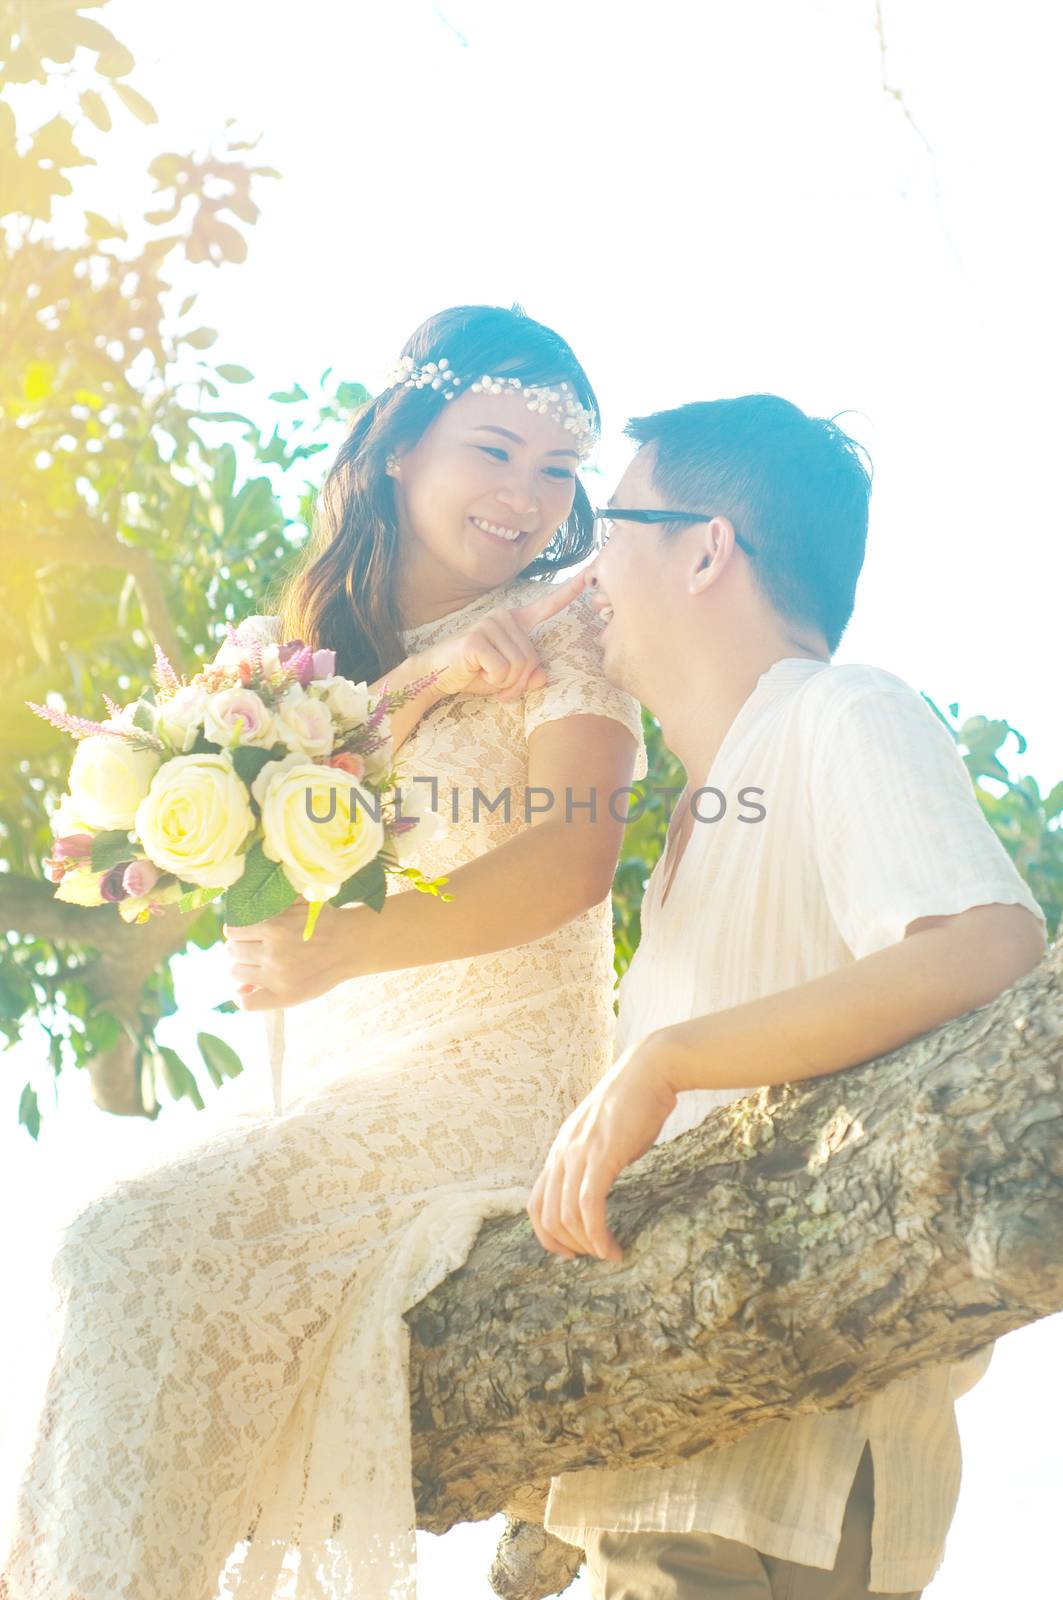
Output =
[
  {"x1": 30, "y1": 534, "x2": 185, "y2": 672},
  {"x1": 397, "y1": 940, "x2": 1062, "y2": 1599}
]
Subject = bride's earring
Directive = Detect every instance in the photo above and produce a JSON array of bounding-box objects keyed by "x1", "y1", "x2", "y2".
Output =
[{"x1": 385, "y1": 454, "x2": 400, "y2": 477}]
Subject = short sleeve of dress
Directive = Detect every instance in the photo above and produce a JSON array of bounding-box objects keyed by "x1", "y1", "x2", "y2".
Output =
[{"x1": 522, "y1": 590, "x2": 648, "y2": 781}]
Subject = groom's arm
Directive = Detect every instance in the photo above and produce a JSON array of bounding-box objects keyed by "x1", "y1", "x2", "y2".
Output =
[
  {"x1": 648, "y1": 900, "x2": 1045, "y2": 1094},
  {"x1": 527, "y1": 901, "x2": 1045, "y2": 1261}
]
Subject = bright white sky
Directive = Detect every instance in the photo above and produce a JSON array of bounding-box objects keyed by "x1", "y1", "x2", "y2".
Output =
[{"x1": 4, "y1": 2, "x2": 1061, "y2": 1595}]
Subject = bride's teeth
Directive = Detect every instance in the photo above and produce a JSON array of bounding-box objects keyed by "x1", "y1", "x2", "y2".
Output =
[{"x1": 474, "y1": 517, "x2": 522, "y2": 541}]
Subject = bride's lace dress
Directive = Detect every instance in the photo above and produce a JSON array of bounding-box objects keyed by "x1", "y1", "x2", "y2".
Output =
[{"x1": 0, "y1": 578, "x2": 646, "y2": 1600}]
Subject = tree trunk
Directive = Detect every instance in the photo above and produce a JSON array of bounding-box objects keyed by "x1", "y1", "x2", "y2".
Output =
[{"x1": 403, "y1": 939, "x2": 1063, "y2": 1597}]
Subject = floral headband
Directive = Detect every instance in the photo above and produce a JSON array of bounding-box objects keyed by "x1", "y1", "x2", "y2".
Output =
[{"x1": 382, "y1": 355, "x2": 598, "y2": 461}]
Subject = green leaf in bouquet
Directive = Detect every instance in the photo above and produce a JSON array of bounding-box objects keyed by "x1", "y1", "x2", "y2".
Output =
[
  {"x1": 197, "y1": 1030, "x2": 244, "y2": 1087},
  {"x1": 90, "y1": 831, "x2": 134, "y2": 872},
  {"x1": 213, "y1": 999, "x2": 239, "y2": 1014},
  {"x1": 223, "y1": 840, "x2": 299, "y2": 924},
  {"x1": 332, "y1": 855, "x2": 387, "y2": 913},
  {"x1": 132, "y1": 700, "x2": 157, "y2": 734},
  {"x1": 231, "y1": 743, "x2": 278, "y2": 789},
  {"x1": 155, "y1": 1045, "x2": 206, "y2": 1111},
  {"x1": 178, "y1": 883, "x2": 225, "y2": 915}
]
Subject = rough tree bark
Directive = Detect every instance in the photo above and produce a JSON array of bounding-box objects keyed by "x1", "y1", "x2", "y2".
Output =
[{"x1": 402, "y1": 938, "x2": 1062, "y2": 1599}]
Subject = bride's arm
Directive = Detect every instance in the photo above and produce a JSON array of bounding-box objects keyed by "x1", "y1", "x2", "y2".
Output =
[
  {"x1": 334, "y1": 712, "x2": 638, "y2": 974},
  {"x1": 230, "y1": 714, "x2": 637, "y2": 1009}
]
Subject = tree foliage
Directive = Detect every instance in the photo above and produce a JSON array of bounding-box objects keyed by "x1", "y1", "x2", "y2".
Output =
[{"x1": 0, "y1": 0, "x2": 363, "y2": 1134}]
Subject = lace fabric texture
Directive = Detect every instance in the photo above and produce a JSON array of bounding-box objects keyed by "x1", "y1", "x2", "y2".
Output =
[{"x1": 1, "y1": 579, "x2": 646, "y2": 1600}]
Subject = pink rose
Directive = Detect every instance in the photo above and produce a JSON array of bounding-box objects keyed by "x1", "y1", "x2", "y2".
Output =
[
  {"x1": 122, "y1": 859, "x2": 161, "y2": 897},
  {"x1": 203, "y1": 688, "x2": 277, "y2": 749},
  {"x1": 328, "y1": 751, "x2": 366, "y2": 779},
  {"x1": 312, "y1": 648, "x2": 337, "y2": 679},
  {"x1": 53, "y1": 833, "x2": 94, "y2": 861}
]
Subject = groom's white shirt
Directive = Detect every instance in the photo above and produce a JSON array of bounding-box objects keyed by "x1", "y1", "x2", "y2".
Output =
[{"x1": 544, "y1": 657, "x2": 1046, "y2": 1593}]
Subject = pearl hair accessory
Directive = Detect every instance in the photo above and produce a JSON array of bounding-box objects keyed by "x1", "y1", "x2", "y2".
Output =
[{"x1": 382, "y1": 354, "x2": 598, "y2": 460}]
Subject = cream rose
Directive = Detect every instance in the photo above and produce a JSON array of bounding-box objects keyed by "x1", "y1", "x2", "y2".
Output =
[
  {"x1": 312, "y1": 675, "x2": 371, "y2": 727},
  {"x1": 155, "y1": 684, "x2": 208, "y2": 753},
  {"x1": 203, "y1": 687, "x2": 277, "y2": 750},
  {"x1": 68, "y1": 736, "x2": 162, "y2": 832},
  {"x1": 53, "y1": 790, "x2": 96, "y2": 837},
  {"x1": 253, "y1": 754, "x2": 384, "y2": 900},
  {"x1": 134, "y1": 753, "x2": 255, "y2": 889},
  {"x1": 273, "y1": 686, "x2": 335, "y2": 758}
]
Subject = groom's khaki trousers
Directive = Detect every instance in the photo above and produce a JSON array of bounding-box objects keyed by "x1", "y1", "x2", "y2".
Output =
[{"x1": 582, "y1": 1443, "x2": 924, "y2": 1600}]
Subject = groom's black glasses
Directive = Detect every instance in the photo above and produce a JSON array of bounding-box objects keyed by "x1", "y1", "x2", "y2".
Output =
[{"x1": 593, "y1": 507, "x2": 756, "y2": 556}]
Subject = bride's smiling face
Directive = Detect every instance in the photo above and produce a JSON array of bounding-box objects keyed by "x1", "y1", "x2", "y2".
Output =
[{"x1": 390, "y1": 387, "x2": 581, "y2": 593}]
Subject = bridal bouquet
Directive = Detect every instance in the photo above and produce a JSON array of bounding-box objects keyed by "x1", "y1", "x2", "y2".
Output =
[{"x1": 28, "y1": 624, "x2": 450, "y2": 937}]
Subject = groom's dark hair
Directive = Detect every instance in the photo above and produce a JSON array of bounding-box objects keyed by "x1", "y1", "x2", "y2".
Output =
[{"x1": 625, "y1": 395, "x2": 872, "y2": 653}]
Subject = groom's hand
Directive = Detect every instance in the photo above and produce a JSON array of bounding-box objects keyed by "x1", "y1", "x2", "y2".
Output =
[{"x1": 526, "y1": 1040, "x2": 678, "y2": 1261}]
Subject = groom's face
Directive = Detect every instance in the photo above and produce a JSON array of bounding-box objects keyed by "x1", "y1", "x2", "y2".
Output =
[{"x1": 586, "y1": 448, "x2": 675, "y2": 698}]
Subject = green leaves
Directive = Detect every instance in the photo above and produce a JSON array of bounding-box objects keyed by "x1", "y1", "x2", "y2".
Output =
[
  {"x1": 177, "y1": 883, "x2": 226, "y2": 915},
  {"x1": 19, "y1": 1083, "x2": 41, "y2": 1141},
  {"x1": 79, "y1": 90, "x2": 111, "y2": 131},
  {"x1": 112, "y1": 82, "x2": 158, "y2": 124},
  {"x1": 332, "y1": 856, "x2": 387, "y2": 913},
  {"x1": 90, "y1": 830, "x2": 134, "y2": 872},
  {"x1": 197, "y1": 1030, "x2": 244, "y2": 1086},
  {"x1": 231, "y1": 743, "x2": 282, "y2": 789},
  {"x1": 223, "y1": 840, "x2": 299, "y2": 925},
  {"x1": 155, "y1": 1044, "x2": 205, "y2": 1110}
]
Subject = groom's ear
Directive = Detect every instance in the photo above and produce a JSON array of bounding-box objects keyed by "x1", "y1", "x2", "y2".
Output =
[{"x1": 687, "y1": 517, "x2": 732, "y2": 595}]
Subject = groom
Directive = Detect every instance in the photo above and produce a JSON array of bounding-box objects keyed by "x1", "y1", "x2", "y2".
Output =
[{"x1": 525, "y1": 395, "x2": 1047, "y2": 1598}]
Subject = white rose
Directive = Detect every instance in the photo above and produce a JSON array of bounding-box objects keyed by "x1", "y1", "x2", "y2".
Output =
[
  {"x1": 68, "y1": 736, "x2": 162, "y2": 832},
  {"x1": 391, "y1": 781, "x2": 447, "y2": 866},
  {"x1": 155, "y1": 684, "x2": 208, "y2": 754},
  {"x1": 255, "y1": 757, "x2": 384, "y2": 900},
  {"x1": 314, "y1": 675, "x2": 371, "y2": 727},
  {"x1": 274, "y1": 686, "x2": 335, "y2": 758},
  {"x1": 53, "y1": 790, "x2": 95, "y2": 837},
  {"x1": 134, "y1": 753, "x2": 255, "y2": 889},
  {"x1": 212, "y1": 619, "x2": 282, "y2": 676},
  {"x1": 203, "y1": 687, "x2": 277, "y2": 750}
]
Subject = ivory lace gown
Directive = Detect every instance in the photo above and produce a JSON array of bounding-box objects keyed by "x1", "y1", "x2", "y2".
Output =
[{"x1": 0, "y1": 578, "x2": 646, "y2": 1600}]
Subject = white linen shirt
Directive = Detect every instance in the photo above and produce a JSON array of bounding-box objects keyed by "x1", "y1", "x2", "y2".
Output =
[{"x1": 543, "y1": 658, "x2": 1047, "y2": 1593}]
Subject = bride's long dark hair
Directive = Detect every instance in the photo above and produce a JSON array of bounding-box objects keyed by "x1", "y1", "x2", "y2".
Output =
[{"x1": 272, "y1": 303, "x2": 601, "y2": 685}]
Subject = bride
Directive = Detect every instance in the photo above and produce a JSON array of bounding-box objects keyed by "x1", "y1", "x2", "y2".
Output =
[{"x1": 1, "y1": 304, "x2": 647, "y2": 1600}]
